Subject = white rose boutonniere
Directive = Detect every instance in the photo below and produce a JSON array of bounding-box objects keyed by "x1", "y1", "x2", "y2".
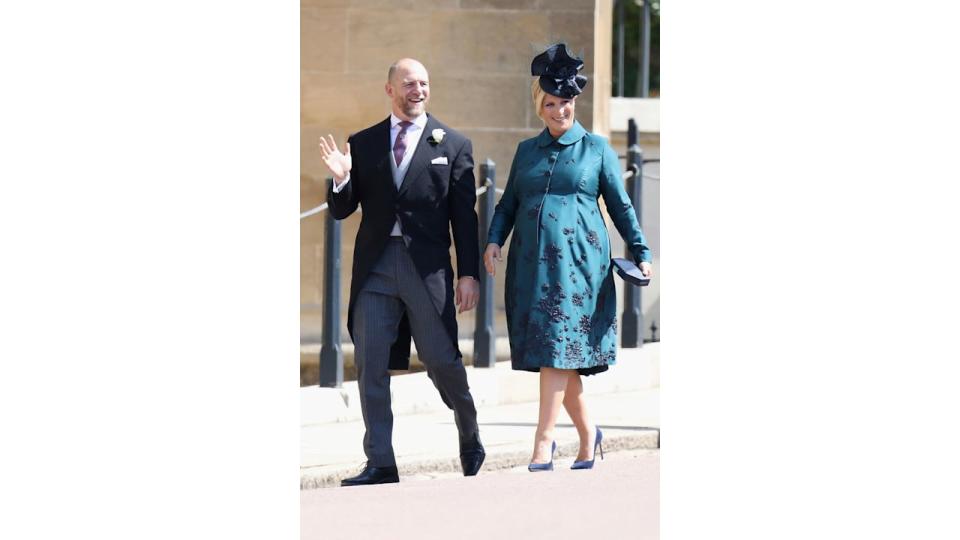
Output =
[{"x1": 430, "y1": 128, "x2": 446, "y2": 144}]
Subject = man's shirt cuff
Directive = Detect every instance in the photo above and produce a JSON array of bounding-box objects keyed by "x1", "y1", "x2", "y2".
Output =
[{"x1": 331, "y1": 174, "x2": 350, "y2": 193}]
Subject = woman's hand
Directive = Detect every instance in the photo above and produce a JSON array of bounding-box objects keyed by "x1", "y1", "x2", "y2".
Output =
[
  {"x1": 483, "y1": 243, "x2": 502, "y2": 276},
  {"x1": 639, "y1": 261, "x2": 653, "y2": 278}
]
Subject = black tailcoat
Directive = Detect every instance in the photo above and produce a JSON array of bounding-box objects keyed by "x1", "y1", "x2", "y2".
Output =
[{"x1": 327, "y1": 114, "x2": 479, "y2": 369}]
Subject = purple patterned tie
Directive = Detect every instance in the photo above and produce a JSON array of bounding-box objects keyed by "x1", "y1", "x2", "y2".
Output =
[{"x1": 393, "y1": 120, "x2": 413, "y2": 166}]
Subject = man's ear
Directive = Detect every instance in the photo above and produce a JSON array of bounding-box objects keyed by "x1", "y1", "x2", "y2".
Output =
[{"x1": 384, "y1": 83, "x2": 393, "y2": 98}]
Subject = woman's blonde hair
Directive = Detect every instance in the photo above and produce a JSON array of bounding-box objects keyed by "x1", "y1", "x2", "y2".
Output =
[{"x1": 531, "y1": 79, "x2": 547, "y2": 121}]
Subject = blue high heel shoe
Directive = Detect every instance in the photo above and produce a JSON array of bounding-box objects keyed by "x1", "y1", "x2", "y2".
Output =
[
  {"x1": 570, "y1": 427, "x2": 604, "y2": 470},
  {"x1": 527, "y1": 440, "x2": 557, "y2": 472}
]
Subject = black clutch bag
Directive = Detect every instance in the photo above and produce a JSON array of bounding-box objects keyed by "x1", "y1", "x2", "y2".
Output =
[{"x1": 612, "y1": 258, "x2": 650, "y2": 287}]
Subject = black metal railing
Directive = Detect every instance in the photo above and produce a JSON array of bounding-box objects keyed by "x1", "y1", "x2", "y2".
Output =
[
  {"x1": 318, "y1": 192, "x2": 342, "y2": 387},
  {"x1": 620, "y1": 118, "x2": 644, "y2": 348},
  {"x1": 302, "y1": 118, "x2": 656, "y2": 387},
  {"x1": 473, "y1": 160, "x2": 497, "y2": 369}
]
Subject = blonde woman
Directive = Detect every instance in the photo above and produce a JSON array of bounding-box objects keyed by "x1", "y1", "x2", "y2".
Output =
[{"x1": 483, "y1": 44, "x2": 653, "y2": 471}]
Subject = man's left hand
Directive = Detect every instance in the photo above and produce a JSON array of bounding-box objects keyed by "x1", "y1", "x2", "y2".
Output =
[{"x1": 455, "y1": 276, "x2": 479, "y2": 313}]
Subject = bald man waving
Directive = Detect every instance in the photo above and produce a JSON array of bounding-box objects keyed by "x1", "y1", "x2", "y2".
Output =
[{"x1": 319, "y1": 58, "x2": 484, "y2": 486}]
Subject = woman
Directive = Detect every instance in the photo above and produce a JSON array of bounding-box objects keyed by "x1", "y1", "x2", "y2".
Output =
[{"x1": 483, "y1": 43, "x2": 653, "y2": 471}]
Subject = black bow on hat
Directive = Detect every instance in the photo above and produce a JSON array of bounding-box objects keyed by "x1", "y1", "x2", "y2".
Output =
[{"x1": 531, "y1": 43, "x2": 588, "y2": 99}]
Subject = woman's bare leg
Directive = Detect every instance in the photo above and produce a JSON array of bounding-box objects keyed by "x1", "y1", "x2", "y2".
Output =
[
  {"x1": 562, "y1": 373, "x2": 596, "y2": 461},
  {"x1": 531, "y1": 367, "x2": 571, "y2": 463}
]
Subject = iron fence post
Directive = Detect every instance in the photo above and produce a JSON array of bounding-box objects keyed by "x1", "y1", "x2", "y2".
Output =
[
  {"x1": 621, "y1": 119, "x2": 644, "y2": 348},
  {"x1": 319, "y1": 178, "x2": 343, "y2": 387},
  {"x1": 474, "y1": 159, "x2": 496, "y2": 368}
]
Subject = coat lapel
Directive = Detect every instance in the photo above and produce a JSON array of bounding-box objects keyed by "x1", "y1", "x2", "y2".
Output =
[
  {"x1": 368, "y1": 118, "x2": 393, "y2": 192},
  {"x1": 397, "y1": 114, "x2": 438, "y2": 197}
]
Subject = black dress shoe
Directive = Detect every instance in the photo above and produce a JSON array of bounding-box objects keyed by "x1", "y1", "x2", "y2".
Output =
[
  {"x1": 460, "y1": 433, "x2": 487, "y2": 476},
  {"x1": 340, "y1": 464, "x2": 399, "y2": 487},
  {"x1": 459, "y1": 433, "x2": 485, "y2": 476},
  {"x1": 460, "y1": 447, "x2": 486, "y2": 476}
]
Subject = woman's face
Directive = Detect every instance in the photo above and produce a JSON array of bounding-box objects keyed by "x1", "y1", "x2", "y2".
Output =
[{"x1": 541, "y1": 94, "x2": 575, "y2": 136}]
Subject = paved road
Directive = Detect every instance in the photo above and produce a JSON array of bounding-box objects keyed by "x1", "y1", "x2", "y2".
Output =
[{"x1": 301, "y1": 448, "x2": 659, "y2": 540}]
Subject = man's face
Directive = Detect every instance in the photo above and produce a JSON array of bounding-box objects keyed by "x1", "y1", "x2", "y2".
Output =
[{"x1": 386, "y1": 61, "x2": 430, "y2": 121}]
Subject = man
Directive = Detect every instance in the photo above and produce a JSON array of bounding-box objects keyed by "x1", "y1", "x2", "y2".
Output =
[{"x1": 318, "y1": 58, "x2": 485, "y2": 486}]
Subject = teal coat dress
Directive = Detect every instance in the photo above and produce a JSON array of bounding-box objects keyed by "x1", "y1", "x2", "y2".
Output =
[{"x1": 487, "y1": 121, "x2": 652, "y2": 374}]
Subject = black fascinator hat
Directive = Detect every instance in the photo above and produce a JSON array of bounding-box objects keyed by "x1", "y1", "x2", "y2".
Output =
[{"x1": 531, "y1": 43, "x2": 587, "y2": 99}]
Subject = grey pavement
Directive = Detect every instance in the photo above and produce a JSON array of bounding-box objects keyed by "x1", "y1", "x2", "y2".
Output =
[
  {"x1": 301, "y1": 447, "x2": 660, "y2": 540},
  {"x1": 301, "y1": 342, "x2": 660, "y2": 489}
]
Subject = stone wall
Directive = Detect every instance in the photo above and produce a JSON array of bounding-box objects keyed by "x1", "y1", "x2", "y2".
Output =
[{"x1": 302, "y1": 0, "x2": 609, "y2": 342}]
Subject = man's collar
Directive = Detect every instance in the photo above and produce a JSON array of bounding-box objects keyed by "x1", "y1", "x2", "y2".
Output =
[{"x1": 391, "y1": 113, "x2": 428, "y2": 129}]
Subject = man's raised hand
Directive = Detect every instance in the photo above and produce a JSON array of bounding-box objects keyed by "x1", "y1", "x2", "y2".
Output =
[{"x1": 318, "y1": 134, "x2": 352, "y2": 183}]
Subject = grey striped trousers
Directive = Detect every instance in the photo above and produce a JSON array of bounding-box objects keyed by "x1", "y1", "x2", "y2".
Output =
[{"x1": 353, "y1": 238, "x2": 479, "y2": 467}]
